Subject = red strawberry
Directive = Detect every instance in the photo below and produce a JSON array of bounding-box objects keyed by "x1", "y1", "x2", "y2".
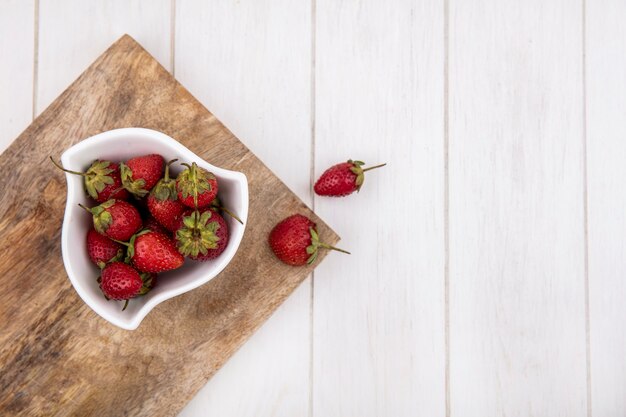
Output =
[
  {"x1": 126, "y1": 230, "x2": 184, "y2": 273},
  {"x1": 175, "y1": 208, "x2": 229, "y2": 261},
  {"x1": 86, "y1": 228, "x2": 124, "y2": 268},
  {"x1": 268, "y1": 214, "x2": 349, "y2": 266},
  {"x1": 148, "y1": 159, "x2": 186, "y2": 231},
  {"x1": 148, "y1": 198, "x2": 185, "y2": 232},
  {"x1": 120, "y1": 154, "x2": 164, "y2": 197},
  {"x1": 176, "y1": 162, "x2": 218, "y2": 208},
  {"x1": 314, "y1": 160, "x2": 386, "y2": 197},
  {"x1": 50, "y1": 157, "x2": 129, "y2": 203},
  {"x1": 143, "y1": 216, "x2": 169, "y2": 235},
  {"x1": 99, "y1": 262, "x2": 143, "y2": 306},
  {"x1": 80, "y1": 199, "x2": 142, "y2": 241}
]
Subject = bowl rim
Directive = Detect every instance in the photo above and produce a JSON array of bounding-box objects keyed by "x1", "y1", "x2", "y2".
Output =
[{"x1": 60, "y1": 127, "x2": 249, "y2": 330}]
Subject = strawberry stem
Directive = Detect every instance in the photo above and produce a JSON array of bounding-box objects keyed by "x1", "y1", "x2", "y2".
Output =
[
  {"x1": 362, "y1": 163, "x2": 387, "y2": 172},
  {"x1": 50, "y1": 156, "x2": 93, "y2": 177},
  {"x1": 164, "y1": 158, "x2": 178, "y2": 181},
  {"x1": 77, "y1": 203, "x2": 92, "y2": 214},
  {"x1": 110, "y1": 238, "x2": 130, "y2": 247},
  {"x1": 190, "y1": 164, "x2": 199, "y2": 208},
  {"x1": 319, "y1": 242, "x2": 351, "y2": 255},
  {"x1": 122, "y1": 299, "x2": 129, "y2": 311},
  {"x1": 216, "y1": 205, "x2": 244, "y2": 225}
]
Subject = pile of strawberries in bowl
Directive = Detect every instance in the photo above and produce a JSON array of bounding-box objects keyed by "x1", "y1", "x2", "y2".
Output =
[
  {"x1": 55, "y1": 128, "x2": 248, "y2": 330},
  {"x1": 54, "y1": 150, "x2": 243, "y2": 311}
]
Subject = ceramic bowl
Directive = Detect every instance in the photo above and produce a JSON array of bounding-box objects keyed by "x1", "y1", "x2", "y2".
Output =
[{"x1": 60, "y1": 128, "x2": 248, "y2": 330}]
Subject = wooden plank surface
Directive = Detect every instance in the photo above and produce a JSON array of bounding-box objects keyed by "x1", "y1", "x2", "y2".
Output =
[
  {"x1": 448, "y1": 1, "x2": 587, "y2": 416},
  {"x1": 313, "y1": 0, "x2": 446, "y2": 416},
  {"x1": 0, "y1": 35, "x2": 338, "y2": 417},
  {"x1": 37, "y1": 0, "x2": 171, "y2": 114},
  {"x1": 0, "y1": 0, "x2": 34, "y2": 153},
  {"x1": 174, "y1": 0, "x2": 313, "y2": 415},
  {"x1": 2, "y1": 1, "x2": 626, "y2": 416},
  {"x1": 586, "y1": 0, "x2": 626, "y2": 414}
]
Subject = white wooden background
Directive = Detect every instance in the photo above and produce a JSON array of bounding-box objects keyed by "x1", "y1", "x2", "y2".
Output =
[{"x1": 1, "y1": 0, "x2": 625, "y2": 416}]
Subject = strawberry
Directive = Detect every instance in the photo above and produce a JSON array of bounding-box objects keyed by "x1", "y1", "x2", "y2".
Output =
[
  {"x1": 147, "y1": 198, "x2": 184, "y2": 231},
  {"x1": 143, "y1": 216, "x2": 169, "y2": 235},
  {"x1": 99, "y1": 262, "x2": 143, "y2": 306},
  {"x1": 125, "y1": 230, "x2": 184, "y2": 273},
  {"x1": 176, "y1": 162, "x2": 218, "y2": 208},
  {"x1": 86, "y1": 228, "x2": 124, "y2": 268},
  {"x1": 268, "y1": 214, "x2": 349, "y2": 266},
  {"x1": 80, "y1": 199, "x2": 142, "y2": 241},
  {"x1": 50, "y1": 157, "x2": 129, "y2": 203},
  {"x1": 148, "y1": 159, "x2": 186, "y2": 231},
  {"x1": 120, "y1": 154, "x2": 164, "y2": 197},
  {"x1": 175, "y1": 208, "x2": 229, "y2": 261},
  {"x1": 314, "y1": 160, "x2": 386, "y2": 197}
]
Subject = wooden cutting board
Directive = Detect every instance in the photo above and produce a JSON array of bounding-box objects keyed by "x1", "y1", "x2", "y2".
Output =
[{"x1": 0, "y1": 35, "x2": 338, "y2": 416}]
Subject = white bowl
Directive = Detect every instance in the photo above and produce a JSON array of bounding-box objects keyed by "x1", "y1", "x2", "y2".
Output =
[{"x1": 60, "y1": 128, "x2": 248, "y2": 330}]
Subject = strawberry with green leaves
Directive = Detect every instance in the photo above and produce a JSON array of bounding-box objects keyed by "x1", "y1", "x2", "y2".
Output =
[
  {"x1": 80, "y1": 199, "x2": 142, "y2": 241},
  {"x1": 123, "y1": 230, "x2": 184, "y2": 273},
  {"x1": 98, "y1": 262, "x2": 156, "y2": 310},
  {"x1": 120, "y1": 154, "x2": 164, "y2": 197},
  {"x1": 147, "y1": 159, "x2": 186, "y2": 231},
  {"x1": 269, "y1": 214, "x2": 349, "y2": 266},
  {"x1": 314, "y1": 159, "x2": 386, "y2": 197},
  {"x1": 86, "y1": 228, "x2": 124, "y2": 268},
  {"x1": 175, "y1": 208, "x2": 229, "y2": 261},
  {"x1": 50, "y1": 157, "x2": 129, "y2": 203},
  {"x1": 176, "y1": 162, "x2": 218, "y2": 208}
]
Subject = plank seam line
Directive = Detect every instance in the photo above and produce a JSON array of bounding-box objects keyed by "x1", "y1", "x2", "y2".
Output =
[
  {"x1": 170, "y1": 0, "x2": 176, "y2": 76},
  {"x1": 581, "y1": 0, "x2": 592, "y2": 415},
  {"x1": 443, "y1": 0, "x2": 450, "y2": 415},
  {"x1": 308, "y1": 0, "x2": 317, "y2": 416},
  {"x1": 32, "y1": 0, "x2": 39, "y2": 119}
]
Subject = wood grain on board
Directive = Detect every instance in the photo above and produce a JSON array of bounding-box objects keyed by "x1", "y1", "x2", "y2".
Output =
[{"x1": 0, "y1": 35, "x2": 338, "y2": 417}]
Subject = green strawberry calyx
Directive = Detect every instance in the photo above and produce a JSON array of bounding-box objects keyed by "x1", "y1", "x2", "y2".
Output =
[
  {"x1": 151, "y1": 159, "x2": 179, "y2": 202},
  {"x1": 84, "y1": 161, "x2": 116, "y2": 199},
  {"x1": 119, "y1": 229, "x2": 151, "y2": 262},
  {"x1": 176, "y1": 210, "x2": 220, "y2": 257},
  {"x1": 96, "y1": 247, "x2": 125, "y2": 270},
  {"x1": 347, "y1": 159, "x2": 387, "y2": 192},
  {"x1": 79, "y1": 199, "x2": 115, "y2": 234},
  {"x1": 120, "y1": 163, "x2": 148, "y2": 197},
  {"x1": 138, "y1": 271, "x2": 156, "y2": 296},
  {"x1": 177, "y1": 162, "x2": 215, "y2": 207},
  {"x1": 50, "y1": 157, "x2": 116, "y2": 200},
  {"x1": 306, "y1": 227, "x2": 350, "y2": 264}
]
